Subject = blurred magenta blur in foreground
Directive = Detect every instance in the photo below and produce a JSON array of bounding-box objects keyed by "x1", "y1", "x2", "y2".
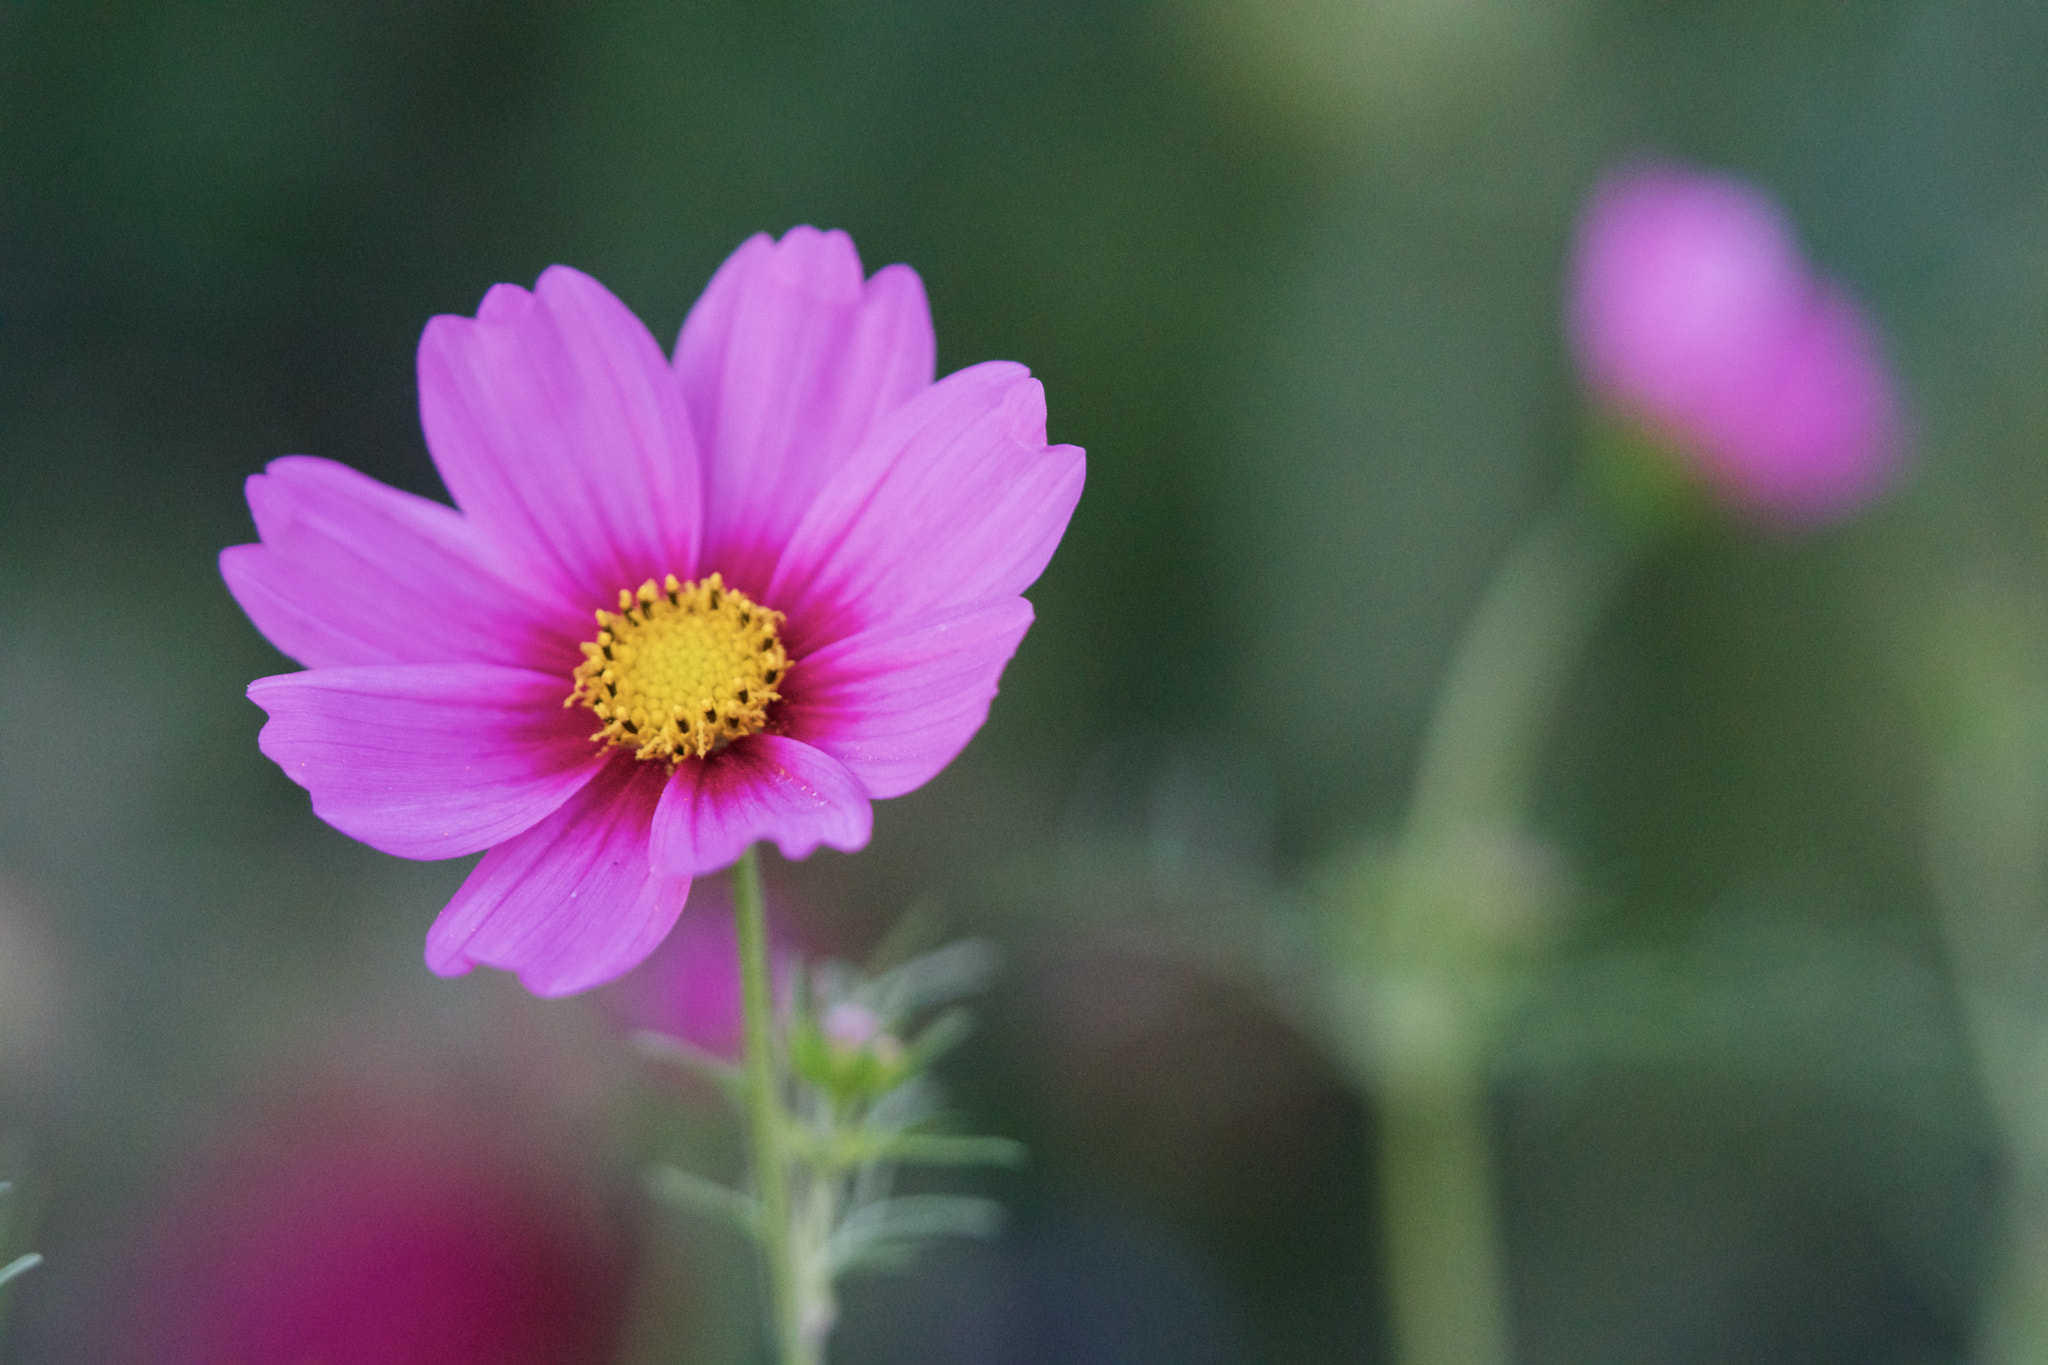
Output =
[
  {"x1": 131, "y1": 1093, "x2": 634, "y2": 1365},
  {"x1": 1566, "y1": 161, "x2": 1903, "y2": 526},
  {"x1": 604, "y1": 878, "x2": 797, "y2": 1059}
]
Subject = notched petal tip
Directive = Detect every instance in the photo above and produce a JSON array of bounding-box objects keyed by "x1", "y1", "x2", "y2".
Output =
[
  {"x1": 532, "y1": 262, "x2": 631, "y2": 313},
  {"x1": 764, "y1": 225, "x2": 866, "y2": 303},
  {"x1": 244, "y1": 671, "x2": 300, "y2": 714},
  {"x1": 423, "y1": 946, "x2": 477, "y2": 982},
  {"x1": 218, "y1": 540, "x2": 258, "y2": 591},
  {"x1": 866, "y1": 260, "x2": 928, "y2": 299},
  {"x1": 1001, "y1": 376, "x2": 1048, "y2": 448},
  {"x1": 473, "y1": 280, "x2": 538, "y2": 325}
]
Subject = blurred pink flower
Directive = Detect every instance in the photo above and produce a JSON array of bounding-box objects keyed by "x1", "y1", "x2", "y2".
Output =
[
  {"x1": 133, "y1": 1097, "x2": 633, "y2": 1365},
  {"x1": 603, "y1": 878, "x2": 795, "y2": 1059},
  {"x1": 225, "y1": 229, "x2": 1084, "y2": 996},
  {"x1": 1566, "y1": 161, "x2": 1903, "y2": 526}
]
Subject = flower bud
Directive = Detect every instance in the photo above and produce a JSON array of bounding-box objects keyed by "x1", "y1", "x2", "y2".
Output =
[{"x1": 1566, "y1": 161, "x2": 1904, "y2": 528}]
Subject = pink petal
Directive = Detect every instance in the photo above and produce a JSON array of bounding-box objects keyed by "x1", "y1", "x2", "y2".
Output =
[
  {"x1": 1696, "y1": 282, "x2": 1904, "y2": 525},
  {"x1": 1568, "y1": 164, "x2": 1804, "y2": 430},
  {"x1": 426, "y1": 757, "x2": 685, "y2": 998},
  {"x1": 222, "y1": 456, "x2": 580, "y2": 672},
  {"x1": 782, "y1": 596, "x2": 1034, "y2": 799},
  {"x1": 649, "y1": 735, "x2": 872, "y2": 877},
  {"x1": 676, "y1": 228, "x2": 935, "y2": 596},
  {"x1": 604, "y1": 882, "x2": 800, "y2": 1060},
  {"x1": 765, "y1": 362, "x2": 1084, "y2": 653},
  {"x1": 248, "y1": 664, "x2": 607, "y2": 859},
  {"x1": 418, "y1": 266, "x2": 702, "y2": 607}
]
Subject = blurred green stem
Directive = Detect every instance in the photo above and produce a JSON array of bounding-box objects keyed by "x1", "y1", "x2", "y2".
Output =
[
  {"x1": 1366, "y1": 487, "x2": 1637, "y2": 1365},
  {"x1": 1405, "y1": 490, "x2": 1635, "y2": 844},
  {"x1": 1926, "y1": 684, "x2": 2048, "y2": 1365},
  {"x1": 734, "y1": 846, "x2": 823, "y2": 1365}
]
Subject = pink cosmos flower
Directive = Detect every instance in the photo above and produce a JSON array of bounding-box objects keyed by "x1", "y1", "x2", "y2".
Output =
[
  {"x1": 225, "y1": 229, "x2": 1085, "y2": 996},
  {"x1": 1565, "y1": 161, "x2": 1903, "y2": 526}
]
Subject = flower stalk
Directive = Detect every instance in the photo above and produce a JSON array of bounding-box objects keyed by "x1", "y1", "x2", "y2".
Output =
[
  {"x1": 1350, "y1": 488, "x2": 1637, "y2": 1365},
  {"x1": 1343, "y1": 155, "x2": 1902, "y2": 1365},
  {"x1": 709, "y1": 851, "x2": 1022, "y2": 1365},
  {"x1": 1919, "y1": 584, "x2": 2048, "y2": 1365},
  {"x1": 733, "y1": 845, "x2": 824, "y2": 1365}
]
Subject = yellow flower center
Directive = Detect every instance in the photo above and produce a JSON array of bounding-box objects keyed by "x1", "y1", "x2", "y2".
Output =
[{"x1": 568, "y1": 573, "x2": 788, "y2": 762}]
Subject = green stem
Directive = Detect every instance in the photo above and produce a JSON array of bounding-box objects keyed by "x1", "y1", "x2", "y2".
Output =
[
  {"x1": 1926, "y1": 703, "x2": 2048, "y2": 1365},
  {"x1": 1368, "y1": 488, "x2": 1637, "y2": 1365},
  {"x1": 733, "y1": 847, "x2": 821, "y2": 1365},
  {"x1": 1404, "y1": 492, "x2": 1636, "y2": 853},
  {"x1": 1377, "y1": 1056, "x2": 1511, "y2": 1365}
]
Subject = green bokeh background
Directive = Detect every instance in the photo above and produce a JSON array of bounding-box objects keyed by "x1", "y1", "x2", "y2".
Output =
[{"x1": 5, "y1": 3, "x2": 2048, "y2": 1361}]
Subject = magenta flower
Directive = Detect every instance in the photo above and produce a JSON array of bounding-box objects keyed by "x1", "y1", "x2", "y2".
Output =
[
  {"x1": 130, "y1": 1095, "x2": 633, "y2": 1365},
  {"x1": 1565, "y1": 161, "x2": 1903, "y2": 526},
  {"x1": 225, "y1": 229, "x2": 1084, "y2": 995}
]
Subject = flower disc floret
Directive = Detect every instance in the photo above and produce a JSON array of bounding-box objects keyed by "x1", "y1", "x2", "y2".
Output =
[{"x1": 570, "y1": 573, "x2": 786, "y2": 762}]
